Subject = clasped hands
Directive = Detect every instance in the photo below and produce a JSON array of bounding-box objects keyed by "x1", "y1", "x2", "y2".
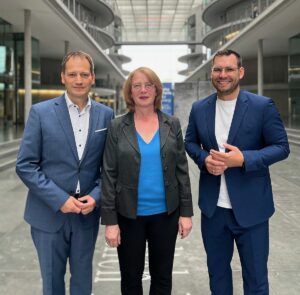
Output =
[
  {"x1": 60, "y1": 195, "x2": 96, "y2": 215},
  {"x1": 205, "y1": 143, "x2": 244, "y2": 176}
]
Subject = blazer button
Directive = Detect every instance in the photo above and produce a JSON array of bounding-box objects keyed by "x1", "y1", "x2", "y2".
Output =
[{"x1": 164, "y1": 166, "x2": 168, "y2": 171}]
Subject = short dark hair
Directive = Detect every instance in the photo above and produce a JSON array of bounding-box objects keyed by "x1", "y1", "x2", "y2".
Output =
[
  {"x1": 212, "y1": 49, "x2": 242, "y2": 68},
  {"x1": 61, "y1": 51, "x2": 94, "y2": 74}
]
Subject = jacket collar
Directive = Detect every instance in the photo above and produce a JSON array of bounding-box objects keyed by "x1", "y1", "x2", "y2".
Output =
[
  {"x1": 122, "y1": 112, "x2": 139, "y2": 153},
  {"x1": 81, "y1": 99, "x2": 100, "y2": 161},
  {"x1": 54, "y1": 95, "x2": 99, "y2": 163},
  {"x1": 205, "y1": 90, "x2": 249, "y2": 149},
  {"x1": 122, "y1": 109, "x2": 171, "y2": 153},
  {"x1": 157, "y1": 110, "x2": 171, "y2": 150},
  {"x1": 227, "y1": 90, "x2": 248, "y2": 145},
  {"x1": 54, "y1": 95, "x2": 79, "y2": 161},
  {"x1": 205, "y1": 94, "x2": 218, "y2": 149}
]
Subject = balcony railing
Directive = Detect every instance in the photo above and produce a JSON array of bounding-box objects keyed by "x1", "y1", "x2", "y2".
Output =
[
  {"x1": 201, "y1": 0, "x2": 278, "y2": 54},
  {"x1": 60, "y1": 0, "x2": 118, "y2": 49},
  {"x1": 202, "y1": 0, "x2": 277, "y2": 12}
]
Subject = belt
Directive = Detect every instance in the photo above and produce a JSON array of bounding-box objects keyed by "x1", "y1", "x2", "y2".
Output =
[
  {"x1": 72, "y1": 193, "x2": 81, "y2": 199},
  {"x1": 71, "y1": 193, "x2": 87, "y2": 203}
]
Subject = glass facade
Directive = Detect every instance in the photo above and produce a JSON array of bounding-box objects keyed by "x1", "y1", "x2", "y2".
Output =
[
  {"x1": 14, "y1": 33, "x2": 40, "y2": 123},
  {"x1": 0, "y1": 18, "x2": 41, "y2": 124},
  {"x1": 0, "y1": 18, "x2": 14, "y2": 122}
]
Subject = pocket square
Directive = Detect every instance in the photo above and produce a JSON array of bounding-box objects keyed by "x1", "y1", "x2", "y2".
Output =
[{"x1": 95, "y1": 128, "x2": 107, "y2": 133}]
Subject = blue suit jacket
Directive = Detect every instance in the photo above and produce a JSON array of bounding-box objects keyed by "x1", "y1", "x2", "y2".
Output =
[
  {"x1": 185, "y1": 90, "x2": 290, "y2": 228},
  {"x1": 16, "y1": 95, "x2": 113, "y2": 232}
]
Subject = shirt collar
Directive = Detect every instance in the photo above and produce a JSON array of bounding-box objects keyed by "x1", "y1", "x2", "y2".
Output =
[{"x1": 64, "y1": 91, "x2": 91, "y2": 111}]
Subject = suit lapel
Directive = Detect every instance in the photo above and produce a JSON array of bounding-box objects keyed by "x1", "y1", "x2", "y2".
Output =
[
  {"x1": 227, "y1": 91, "x2": 248, "y2": 145},
  {"x1": 123, "y1": 112, "x2": 140, "y2": 154},
  {"x1": 54, "y1": 95, "x2": 79, "y2": 161},
  {"x1": 80, "y1": 101, "x2": 100, "y2": 162},
  {"x1": 158, "y1": 110, "x2": 171, "y2": 150},
  {"x1": 205, "y1": 95, "x2": 219, "y2": 149},
  {"x1": 122, "y1": 111, "x2": 171, "y2": 153}
]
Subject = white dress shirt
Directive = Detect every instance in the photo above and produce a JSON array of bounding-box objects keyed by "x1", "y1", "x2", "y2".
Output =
[{"x1": 65, "y1": 92, "x2": 91, "y2": 194}]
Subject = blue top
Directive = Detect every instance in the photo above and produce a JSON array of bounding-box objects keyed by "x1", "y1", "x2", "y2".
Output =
[{"x1": 136, "y1": 130, "x2": 167, "y2": 216}]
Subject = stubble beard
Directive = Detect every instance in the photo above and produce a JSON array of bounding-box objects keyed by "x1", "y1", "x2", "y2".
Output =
[{"x1": 212, "y1": 79, "x2": 240, "y2": 97}]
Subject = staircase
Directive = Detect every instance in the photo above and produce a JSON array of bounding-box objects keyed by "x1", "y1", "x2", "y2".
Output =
[
  {"x1": 286, "y1": 128, "x2": 300, "y2": 147},
  {"x1": 0, "y1": 139, "x2": 21, "y2": 171}
]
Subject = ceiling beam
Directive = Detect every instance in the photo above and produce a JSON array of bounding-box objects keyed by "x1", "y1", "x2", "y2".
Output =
[{"x1": 115, "y1": 41, "x2": 203, "y2": 45}]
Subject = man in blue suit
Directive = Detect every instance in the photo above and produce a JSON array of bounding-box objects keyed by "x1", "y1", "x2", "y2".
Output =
[
  {"x1": 185, "y1": 49, "x2": 289, "y2": 294},
  {"x1": 16, "y1": 51, "x2": 113, "y2": 295}
]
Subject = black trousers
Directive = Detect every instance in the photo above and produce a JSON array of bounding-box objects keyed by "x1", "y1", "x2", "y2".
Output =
[{"x1": 117, "y1": 210, "x2": 179, "y2": 295}]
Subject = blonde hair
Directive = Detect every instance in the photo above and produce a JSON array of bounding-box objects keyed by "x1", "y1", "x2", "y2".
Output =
[{"x1": 123, "y1": 67, "x2": 163, "y2": 112}]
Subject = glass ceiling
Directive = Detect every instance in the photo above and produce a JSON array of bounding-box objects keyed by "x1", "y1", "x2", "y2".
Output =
[{"x1": 113, "y1": 0, "x2": 203, "y2": 43}]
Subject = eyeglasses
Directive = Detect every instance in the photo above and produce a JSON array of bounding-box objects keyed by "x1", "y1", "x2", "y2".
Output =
[
  {"x1": 212, "y1": 67, "x2": 240, "y2": 74},
  {"x1": 132, "y1": 83, "x2": 154, "y2": 91}
]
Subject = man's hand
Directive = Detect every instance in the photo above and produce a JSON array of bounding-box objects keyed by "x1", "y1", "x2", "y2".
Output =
[
  {"x1": 210, "y1": 143, "x2": 244, "y2": 168},
  {"x1": 205, "y1": 154, "x2": 227, "y2": 176},
  {"x1": 105, "y1": 225, "x2": 121, "y2": 248},
  {"x1": 178, "y1": 217, "x2": 193, "y2": 239},
  {"x1": 60, "y1": 197, "x2": 84, "y2": 214},
  {"x1": 78, "y1": 195, "x2": 96, "y2": 215}
]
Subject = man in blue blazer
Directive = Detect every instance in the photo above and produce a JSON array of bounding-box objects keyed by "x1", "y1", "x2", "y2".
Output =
[
  {"x1": 16, "y1": 51, "x2": 113, "y2": 295},
  {"x1": 185, "y1": 49, "x2": 289, "y2": 294}
]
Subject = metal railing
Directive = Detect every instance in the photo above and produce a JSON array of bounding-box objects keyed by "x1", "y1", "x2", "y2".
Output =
[
  {"x1": 200, "y1": 0, "x2": 277, "y2": 54},
  {"x1": 60, "y1": 0, "x2": 117, "y2": 49}
]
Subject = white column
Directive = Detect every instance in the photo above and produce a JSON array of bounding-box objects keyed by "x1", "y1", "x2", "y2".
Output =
[
  {"x1": 258, "y1": 0, "x2": 262, "y2": 13},
  {"x1": 64, "y1": 40, "x2": 69, "y2": 55},
  {"x1": 24, "y1": 9, "x2": 32, "y2": 123},
  {"x1": 257, "y1": 39, "x2": 263, "y2": 96}
]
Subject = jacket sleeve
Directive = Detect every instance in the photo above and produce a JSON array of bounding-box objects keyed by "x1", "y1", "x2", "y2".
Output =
[
  {"x1": 15, "y1": 106, "x2": 69, "y2": 212},
  {"x1": 174, "y1": 118, "x2": 194, "y2": 217},
  {"x1": 101, "y1": 121, "x2": 119, "y2": 225},
  {"x1": 184, "y1": 103, "x2": 209, "y2": 171},
  {"x1": 242, "y1": 99, "x2": 290, "y2": 172}
]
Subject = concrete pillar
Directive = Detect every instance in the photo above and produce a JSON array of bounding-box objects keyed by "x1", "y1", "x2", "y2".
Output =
[
  {"x1": 64, "y1": 40, "x2": 69, "y2": 55},
  {"x1": 288, "y1": 96, "x2": 292, "y2": 127},
  {"x1": 24, "y1": 9, "x2": 32, "y2": 123},
  {"x1": 258, "y1": 0, "x2": 262, "y2": 13},
  {"x1": 257, "y1": 39, "x2": 263, "y2": 96},
  {"x1": 73, "y1": 0, "x2": 76, "y2": 15},
  {"x1": 10, "y1": 48, "x2": 17, "y2": 123}
]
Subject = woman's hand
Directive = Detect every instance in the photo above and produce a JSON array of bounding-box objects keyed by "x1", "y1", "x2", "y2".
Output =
[
  {"x1": 178, "y1": 217, "x2": 193, "y2": 239},
  {"x1": 105, "y1": 224, "x2": 121, "y2": 247}
]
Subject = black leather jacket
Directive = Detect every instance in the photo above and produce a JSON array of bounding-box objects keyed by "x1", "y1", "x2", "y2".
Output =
[{"x1": 101, "y1": 110, "x2": 193, "y2": 225}]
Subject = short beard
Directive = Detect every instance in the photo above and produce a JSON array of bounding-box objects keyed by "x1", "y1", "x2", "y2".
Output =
[{"x1": 212, "y1": 79, "x2": 240, "y2": 96}]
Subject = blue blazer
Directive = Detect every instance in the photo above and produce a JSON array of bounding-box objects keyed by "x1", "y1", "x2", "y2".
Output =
[
  {"x1": 16, "y1": 95, "x2": 113, "y2": 232},
  {"x1": 185, "y1": 90, "x2": 290, "y2": 228}
]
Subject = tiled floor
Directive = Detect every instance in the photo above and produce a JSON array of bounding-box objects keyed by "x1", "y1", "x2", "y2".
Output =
[{"x1": 0, "y1": 145, "x2": 299, "y2": 294}]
